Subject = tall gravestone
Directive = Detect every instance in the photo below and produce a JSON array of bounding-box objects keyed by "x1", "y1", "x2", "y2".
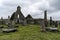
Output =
[
  {"x1": 44, "y1": 10, "x2": 48, "y2": 27},
  {"x1": 41, "y1": 10, "x2": 48, "y2": 32},
  {"x1": 50, "y1": 17, "x2": 53, "y2": 26}
]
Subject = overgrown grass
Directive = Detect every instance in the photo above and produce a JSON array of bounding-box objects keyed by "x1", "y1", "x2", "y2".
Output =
[{"x1": 0, "y1": 24, "x2": 60, "y2": 40}]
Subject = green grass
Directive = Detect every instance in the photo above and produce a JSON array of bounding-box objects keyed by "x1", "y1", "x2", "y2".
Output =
[{"x1": 0, "y1": 24, "x2": 60, "y2": 40}]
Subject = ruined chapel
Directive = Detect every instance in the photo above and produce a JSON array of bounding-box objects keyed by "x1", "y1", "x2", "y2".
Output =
[{"x1": 10, "y1": 6, "x2": 45, "y2": 24}]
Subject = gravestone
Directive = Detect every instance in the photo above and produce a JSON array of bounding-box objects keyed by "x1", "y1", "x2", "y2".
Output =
[
  {"x1": 7, "y1": 16, "x2": 10, "y2": 24},
  {"x1": 40, "y1": 21, "x2": 45, "y2": 32},
  {"x1": 1, "y1": 17, "x2": 4, "y2": 24},
  {"x1": 8, "y1": 20, "x2": 15, "y2": 28},
  {"x1": 55, "y1": 21, "x2": 58, "y2": 27},
  {"x1": 2, "y1": 21, "x2": 17, "y2": 33},
  {"x1": 22, "y1": 20, "x2": 27, "y2": 26},
  {"x1": 8, "y1": 22, "x2": 12, "y2": 28},
  {"x1": 8, "y1": 16, "x2": 10, "y2": 21},
  {"x1": 45, "y1": 21, "x2": 58, "y2": 32},
  {"x1": 41, "y1": 10, "x2": 48, "y2": 32},
  {"x1": 50, "y1": 17, "x2": 53, "y2": 26},
  {"x1": 7, "y1": 16, "x2": 13, "y2": 28},
  {"x1": 44, "y1": 10, "x2": 48, "y2": 27}
]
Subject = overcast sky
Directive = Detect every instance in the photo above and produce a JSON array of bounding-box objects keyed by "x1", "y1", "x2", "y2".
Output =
[{"x1": 0, "y1": 0, "x2": 60, "y2": 20}]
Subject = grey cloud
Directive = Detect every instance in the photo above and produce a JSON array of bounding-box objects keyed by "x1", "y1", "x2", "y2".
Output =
[
  {"x1": 49, "y1": 0, "x2": 60, "y2": 10},
  {"x1": 0, "y1": 0, "x2": 60, "y2": 20}
]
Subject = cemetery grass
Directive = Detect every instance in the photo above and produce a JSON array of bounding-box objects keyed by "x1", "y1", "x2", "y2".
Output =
[{"x1": 0, "y1": 24, "x2": 60, "y2": 40}]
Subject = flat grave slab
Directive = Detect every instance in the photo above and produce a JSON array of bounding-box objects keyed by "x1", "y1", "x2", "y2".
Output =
[
  {"x1": 45, "y1": 27, "x2": 58, "y2": 32},
  {"x1": 2, "y1": 28, "x2": 17, "y2": 33}
]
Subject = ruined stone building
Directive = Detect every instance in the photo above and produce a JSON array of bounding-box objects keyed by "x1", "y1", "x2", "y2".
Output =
[
  {"x1": 10, "y1": 6, "x2": 25, "y2": 24},
  {"x1": 10, "y1": 6, "x2": 46, "y2": 24}
]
